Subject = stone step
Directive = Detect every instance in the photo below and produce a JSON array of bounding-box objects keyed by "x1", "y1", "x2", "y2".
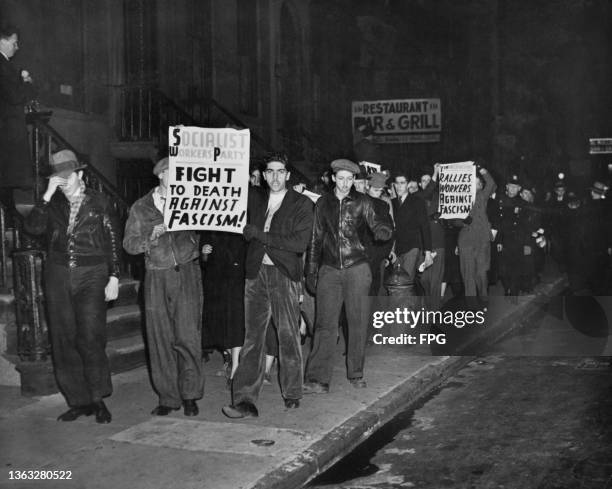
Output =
[
  {"x1": 107, "y1": 304, "x2": 143, "y2": 340},
  {"x1": 107, "y1": 333, "x2": 146, "y2": 374},
  {"x1": 2, "y1": 275, "x2": 146, "y2": 395},
  {"x1": 112, "y1": 277, "x2": 141, "y2": 307},
  {"x1": 12, "y1": 332, "x2": 147, "y2": 396}
]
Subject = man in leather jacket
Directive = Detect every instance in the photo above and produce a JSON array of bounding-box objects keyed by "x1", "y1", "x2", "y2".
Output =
[
  {"x1": 303, "y1": 159, "x2": 393, "y2": 393},
  {"x1": 25, "y1": 150, "x2": 120, "y2": 424},
  {"x1": 124, "y1": 157, "x2": 203, "y2": 417},
  {"x1": 222, "y1": 154, "x2": 313, "y2": 418}
]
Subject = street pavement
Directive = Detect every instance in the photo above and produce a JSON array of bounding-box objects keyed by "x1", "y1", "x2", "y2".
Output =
[
  {"x1": 309, "y1": 355, "x2": 612, "y2": 489},
  {"x1": 0, "y1": 272, "x2": 565, "y2": 489}
]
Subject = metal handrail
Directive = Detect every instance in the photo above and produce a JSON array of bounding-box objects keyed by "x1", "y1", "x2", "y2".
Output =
[{"x1": 111, "y1": 84, "x2": 275, "y2": 155}]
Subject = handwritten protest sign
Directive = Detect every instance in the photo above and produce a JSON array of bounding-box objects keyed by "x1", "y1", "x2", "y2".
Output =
[
  {"x1": 165, "y1": 126, "x2": 250, "y2": 233},
  {"x1": 360, "y1": 161, "x2": 381, "y2": 174},
  {"x1": 437, "y1": 161, "x2": 476, "y2": 219}
]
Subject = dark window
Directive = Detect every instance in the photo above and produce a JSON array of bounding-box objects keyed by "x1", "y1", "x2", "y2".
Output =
[{"x1": 237, "y1": 0, "x2": 258, "y2": 116}]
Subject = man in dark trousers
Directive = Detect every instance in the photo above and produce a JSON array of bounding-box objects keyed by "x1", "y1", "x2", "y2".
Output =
[
  {"x1": 0, "y1": 23, "x2": 37, "y2": 206},
  {"x1": 492, "y1": 174, "x2": 527, "y2": 296},
  {"x1": 124, "y1": 157, "x2": 204, "y2": 417},
  {"x1": 391, "y1": 171, "x2": 433, "y2": 281},
  {"x1": 304, "y1": 159, "x2": 393, "y2": 394},
  {"x1": 24, "y1": 150, "x2": 120, "y2": 423},
  {"x1": 223, "y1": 153, "x2": 313, "y2": 418},
  {"x1": 365, "y1": 172, "x2": 394, "y2": 296}
]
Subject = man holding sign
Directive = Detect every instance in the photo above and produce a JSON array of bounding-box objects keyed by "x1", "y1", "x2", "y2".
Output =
[
  {"x1": 223, "y1": 154, "x2": 314, "y2": 418},
  {"x1": 123, "y1": 157, "x2": 203, "y2": 417}
]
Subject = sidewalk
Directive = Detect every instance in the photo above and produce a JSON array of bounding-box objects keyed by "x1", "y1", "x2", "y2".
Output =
[{"x1": 0, "y1": 274, "x2": 565, "y2": 489}]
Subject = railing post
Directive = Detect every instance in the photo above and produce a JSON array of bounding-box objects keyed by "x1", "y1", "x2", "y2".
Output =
[
  {"x1": 13, "y1": 250, "x2": 49, "y2": 361},
  {"x1": 33, "y1": 124, "x2": 41, "y2": 202},
  {"x1": 13, "y1": 249, "x2": 57, "y2": 396},
  {"x1": 0, "y1": 206, "x2": 7, "y2": 292}
]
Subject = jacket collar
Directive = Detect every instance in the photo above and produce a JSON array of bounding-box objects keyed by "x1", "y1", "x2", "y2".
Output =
[
  {"x1": 264, "y1": 187, "x2": 298, "y2": 205},
  {"x1": 332, "y1": 187, "x2": 360, "y2": 203}
]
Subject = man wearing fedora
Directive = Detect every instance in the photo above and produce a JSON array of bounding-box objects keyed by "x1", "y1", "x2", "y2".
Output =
[
  {"x1": 304, "y1": 159, "x2": 393, "y2": 393},
  {"x1": 123, "y1": 157, "x2": 204, "y2": 417},
  {"x1": 24, "y1": 149, "x2": 120, "y2": 423}
]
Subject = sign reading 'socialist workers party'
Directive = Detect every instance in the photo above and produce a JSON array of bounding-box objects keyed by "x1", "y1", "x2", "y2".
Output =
[
  {"x1": 165, "y1": 126, "x2": 250, "y2": 233},
  {"x1": 352, "y1": 98, "x2": 441, "y2": 143}
]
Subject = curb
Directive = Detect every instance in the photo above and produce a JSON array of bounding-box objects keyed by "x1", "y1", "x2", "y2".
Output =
[{"x1": 250, "y1": 277, "x2": 566, "y2": 489}]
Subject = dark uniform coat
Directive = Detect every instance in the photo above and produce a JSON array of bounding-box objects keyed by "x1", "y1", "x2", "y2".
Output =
[{"x1": 0, "y1": 54, "x2": 36, "y2": 188}]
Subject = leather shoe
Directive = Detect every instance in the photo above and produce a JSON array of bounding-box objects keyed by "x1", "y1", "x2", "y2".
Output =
[
  {"x1": 183, "y1": 399, "x2": 199, "y2": 417},
  {"x1": 284, "y1": 398, "x2": 300, "y2": 409},
  {"x1": 92, "y1": 401, "x2": 112, "y2": 424},
  {"x1": 303, "y1": 381, "x2": 329, "y2": 395},
  {"x1": 57, "y1": 405, "x2": 94, "y2": 422},
  {"x1": 151, "y1": 405, "x2": 180, "y2": 416},
  {"x1": 349, "y1": 378, "x2": 367, "y2": 389},
  {"x1": 222, "y1": 401, "x2": 259, "y2": 419}
]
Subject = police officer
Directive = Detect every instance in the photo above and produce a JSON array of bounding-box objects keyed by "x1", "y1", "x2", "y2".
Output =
[{"x1": 492, "y1": 174, "x2": 526, "y2": 296}]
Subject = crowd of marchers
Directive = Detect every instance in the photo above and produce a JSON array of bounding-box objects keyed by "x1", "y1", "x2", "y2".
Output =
[{"x1": 25, "y1": 148, "x2": 612, "y2": 424}]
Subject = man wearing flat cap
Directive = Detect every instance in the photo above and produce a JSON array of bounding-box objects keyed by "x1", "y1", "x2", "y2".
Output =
[
  {"x1": 124, "y1": 157, "x2": 204, "y2": 417},
  {"x1": 365, "y1": 172, "x2": 394, "y2": 296},
  {"x1": 304, "y1": 158, "x2": 393, "y2": 393},
  {"x1": 24, "y1": 149, "x2": 120, "y2": 424}
]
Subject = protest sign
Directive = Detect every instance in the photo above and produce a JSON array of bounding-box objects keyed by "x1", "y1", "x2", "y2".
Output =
[
  {"x1": 165, "y1": 126, "x2": 250, "y2": 233},
  {"x1": 361, "y1": 161, "x2": 381, "y2": 174},
  {"x1": 437, "y1": 161, "x2": 476, "y2": 219}
]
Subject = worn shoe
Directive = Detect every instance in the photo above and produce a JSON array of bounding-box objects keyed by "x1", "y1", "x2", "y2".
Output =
[
  {"x1": 349, "y1": 378, "x2": 367, "y2": 389},
  {"x1": 222, "y1": 402, "x2": 259, "y2": 419},
  {"x1": 302, "y1": 381, "x2": 330, "y2": 395},
  {"x1": 151, "y1": 405, "x2": 180, "y2": 416},
  {"x1": 57, "y1": 405, "x2": 94, "y2": 422},
  {"x1": 183, "y1": 399, "x2": 199, "y2": 417},
  {"x1": 92, "y1": 401, "x2": 112, "y2": 424},
  {"x1": 284, "y1": 398, "x2": 300, "y2": 409}
]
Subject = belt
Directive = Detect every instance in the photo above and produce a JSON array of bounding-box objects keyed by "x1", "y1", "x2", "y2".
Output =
[{"x1": 48, "y1": 254, "x2": 107, "y2": 269}]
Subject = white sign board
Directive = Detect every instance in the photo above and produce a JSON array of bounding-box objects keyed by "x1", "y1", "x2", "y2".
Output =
[
  {"x1": 437, "y1": 161, "x2": 477, "y2": 219},
  {"x1": 589, "y1": 138, "x2": 612, "y2": 154},
  {"x1": 165, "y1": 126, "x2": 250, "y2": 233},
  {"x1": 360, "y1": 161, "x2": 381, "y2": 174},
  {"x1": 352, "y1": 98, "x2": 441, "y2": 144}
]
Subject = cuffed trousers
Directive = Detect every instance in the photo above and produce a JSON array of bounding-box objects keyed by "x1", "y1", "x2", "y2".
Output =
[
  {"x1": 305, "y1": 262, "x2": 371, "y2": 385},
  {"x1": 45, "y1": 263, "x2": 112, "y2": 407},
  {"x1": 144, "y1": 260, "x2": 203, "y2": 408},
  {"x1": 232, "y1": 265, "x2": 303, "y2": 405},
  {"x1": 459, "y1": 241, "x2": 491, "y2": 299}
]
